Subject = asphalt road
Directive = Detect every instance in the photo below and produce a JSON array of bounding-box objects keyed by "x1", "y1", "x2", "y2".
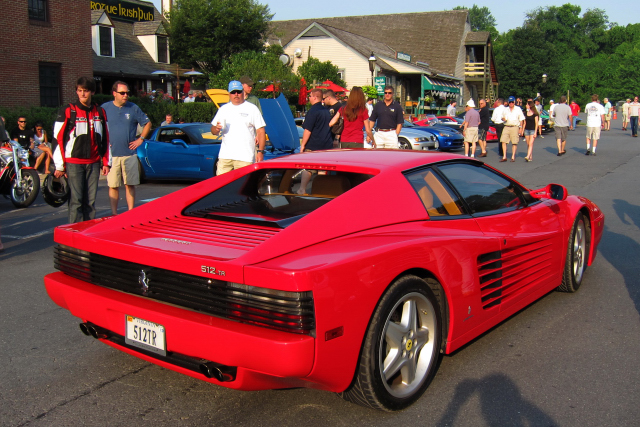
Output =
[{"x1": 2, "y1": 119, "x2": 640, "y2": 426}]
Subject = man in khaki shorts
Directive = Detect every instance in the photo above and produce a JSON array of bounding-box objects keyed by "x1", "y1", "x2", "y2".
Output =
[
  {"x1": 101, "y1": 81, "x2": 151, "y2": 215},
  {"x1": 463, "y1": 99, "x2": 480, "y2": 157},
  {"x1": 500, "y1": 96, "x2": 525, "y2": 162},
  {"x1": 211, "y1": 80, "x2": 265, "y2": 175}
]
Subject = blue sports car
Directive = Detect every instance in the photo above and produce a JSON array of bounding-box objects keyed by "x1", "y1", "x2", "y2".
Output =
[{"x1": 137, "y1": 94, "x2": 299, "y2": 181}]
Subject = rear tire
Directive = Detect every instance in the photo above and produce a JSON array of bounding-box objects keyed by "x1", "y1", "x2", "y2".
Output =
[
  {"x1": 339, "y1": 275, "x2": 443, "y2": 411},
  {"x1": 10, "y1": 169, "x2": 40, "y2": 208},
  {"x1": 558, "y1": 213, "x2": 590, "y2": 292}
]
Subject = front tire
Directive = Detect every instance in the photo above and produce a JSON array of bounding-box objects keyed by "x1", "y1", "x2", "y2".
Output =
[
  {"x1": 558, "y1": 213, "x2": 590, "y2": 292},
  {"x1": 398, "y1": 138, "x2": 412, "y2": 150},
  {"x1": 10, "y1": 169, "x2": 40, "y2": 208},
  {"x1": 340, "y1": 275, "x2": 442, "y2": 411}
]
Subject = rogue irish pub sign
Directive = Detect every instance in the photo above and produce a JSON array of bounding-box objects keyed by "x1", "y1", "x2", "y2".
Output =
[{"x1": 91, "y1": 0, "x2": 154, "y2": 22}]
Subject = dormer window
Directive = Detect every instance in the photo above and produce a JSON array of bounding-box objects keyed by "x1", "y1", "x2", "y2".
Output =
[
  {"x1": 157, "y1": 37, "x2": 168, "y2": 63},
  {"x1": 99, "y1": 26, "x2": 113, "y2": 56},
  {"x1": 91, "y1": 12, "x2": 115, "y2": 58}
]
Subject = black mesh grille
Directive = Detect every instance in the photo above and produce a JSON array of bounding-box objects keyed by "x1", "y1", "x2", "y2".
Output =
[{"x1": 54, "y1": 245, "x2": 315, "y2": 334}]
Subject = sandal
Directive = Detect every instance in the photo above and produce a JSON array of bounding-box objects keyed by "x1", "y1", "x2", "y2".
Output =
[
  {"x1": 510, "y1": 158, "x2": 515, "y2": 162},
  {"x1": 500, "y1": 158, "x2": 507, "y2": 162}
]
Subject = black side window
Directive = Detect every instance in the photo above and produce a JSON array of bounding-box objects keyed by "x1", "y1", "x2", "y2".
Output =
[{"x1": 438, "y1": 163, "x2": 524, "y2": 214}]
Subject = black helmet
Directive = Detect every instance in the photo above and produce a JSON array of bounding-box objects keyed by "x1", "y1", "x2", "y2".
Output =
[{"x1": 42, "y1": 174, "x2": 69, "y2": 208}]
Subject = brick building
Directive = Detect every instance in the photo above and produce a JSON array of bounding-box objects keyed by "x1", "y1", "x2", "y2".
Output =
[{"x1": 0, "y1": 0, "x2": 93, "y2": 109}]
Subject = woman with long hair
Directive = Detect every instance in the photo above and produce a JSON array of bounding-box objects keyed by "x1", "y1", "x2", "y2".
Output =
[
  {"x1": 329, "y1": 86, "x2": 373, "y2": 148},
  {"x1": 523, "y1": 100, "x2": 539, "y2": 161},
  {"x1": 32, "y1": 121, "x2": 53, "y2": 173}
]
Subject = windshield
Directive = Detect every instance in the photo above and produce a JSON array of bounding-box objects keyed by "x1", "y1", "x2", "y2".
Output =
[
  {"x1": 188, "y1": 124, "x2": 221, "y2": 144},
  {"x1": 184, "y1": 168, "x2": 374, "y2": 228}
]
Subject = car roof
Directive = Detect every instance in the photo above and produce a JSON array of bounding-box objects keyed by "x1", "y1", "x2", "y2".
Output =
[{"x1": 262, "y1": 149, "x2": 468, "y2": 173}]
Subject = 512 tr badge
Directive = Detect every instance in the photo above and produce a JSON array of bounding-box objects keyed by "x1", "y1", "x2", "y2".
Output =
[{"x1": 201, "y1": 265, "x2": 226, "y2": 276}]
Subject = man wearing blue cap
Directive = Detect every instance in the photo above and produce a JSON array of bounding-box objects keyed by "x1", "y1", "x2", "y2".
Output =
[{"x1": 211, "y1": 80, "x2": 266, "y2": 175}]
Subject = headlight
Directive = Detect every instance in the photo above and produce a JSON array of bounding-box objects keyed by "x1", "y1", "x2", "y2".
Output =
[
  {"x1": 17, "y1": 147, "x2": 29, "y2": 161},
  {"x1": 439, "y1": 132, "x2": 451, "y2": 137},
  {"x1": 431, "y1": 135, "x2": 437, "y2": 141},
  {"x1": 414, "y1": 137, "x2": 428, "y2": 142}
]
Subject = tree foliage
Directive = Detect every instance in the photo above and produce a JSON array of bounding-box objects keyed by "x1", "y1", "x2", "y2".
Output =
[
  {"x1": 453, "y1": 5, "x2": 498, "y2": 40},
  {"x1": 169, "y1": 0, "x2": 273, "y2": 73},
  {"x1": 493, "y1": 3, "x2": 640, "y2": 105},
  {"x1": 296, "y1": 57, "x2": 347, "y2": 88},
  {"x1": 208, "y1": 49, "x2": 301, "y2": 101}
]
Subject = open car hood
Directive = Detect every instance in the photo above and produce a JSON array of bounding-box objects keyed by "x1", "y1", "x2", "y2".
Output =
[{"x1": 259, "y1": 94, "x2": 300, "y2": 152}]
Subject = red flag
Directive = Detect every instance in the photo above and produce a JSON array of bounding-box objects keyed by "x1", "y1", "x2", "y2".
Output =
[{"x1": 183, "y1": 80, "x2": 191, "y2": 96}]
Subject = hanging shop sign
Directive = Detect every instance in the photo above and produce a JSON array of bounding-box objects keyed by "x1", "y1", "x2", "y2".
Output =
[
  {"x1": 374, "y1": 77, "x2": 387, "y2": 95},
  {"x1": 90, "y1": 0, "x2": 154, "y2": 22}
]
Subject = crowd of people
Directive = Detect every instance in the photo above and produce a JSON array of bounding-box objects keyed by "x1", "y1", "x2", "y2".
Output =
[
  {"x1": 462, "y1": 93, "x2": 620, "y2": 162},
  {"x1": 0, "y1": 74, "x2": 635, "y2": 251}
]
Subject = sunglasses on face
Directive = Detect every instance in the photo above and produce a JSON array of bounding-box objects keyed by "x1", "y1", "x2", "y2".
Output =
[
  {"x1": 18, "y1": 120, "x2": 26, "y2": 123},
  {"x1": 116, "y1": 91, "x2": 129, "y2": 95},
  {"x1": 230, "y1": 90, "x2": 243, "y2": 95},
  {"x1": 384, "y1": 92, "x2": 393, "y2": 94}
]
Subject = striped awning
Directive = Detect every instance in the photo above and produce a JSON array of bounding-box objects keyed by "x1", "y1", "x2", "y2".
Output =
[{"x1": 422, "y1": 76, "x2": 460, "y2": 94}]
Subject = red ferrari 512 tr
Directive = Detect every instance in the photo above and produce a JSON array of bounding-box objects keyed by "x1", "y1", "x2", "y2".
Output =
[{"x1": 44, "y1": 150, "x2": 604, "y2": 411}]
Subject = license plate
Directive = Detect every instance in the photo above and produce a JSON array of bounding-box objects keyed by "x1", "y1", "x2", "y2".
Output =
[{"x1": 125, "y1": 315, "x2": 166, "y2": 356}]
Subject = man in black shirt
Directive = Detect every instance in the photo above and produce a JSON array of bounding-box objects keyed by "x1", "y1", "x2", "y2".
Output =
[
  {"x1": 478, "y1": 98, "x2": 490, "y2": 157},
  {"x1": 11, "y1": 116, "x2": 34, "y2": 150},
  {"x1": 323, "y1": 89, "x2": 343, "y2": 147},
  {"x1": 368, "y1": 85, "x2": 403, "y2": 149},
  {"x1": 298, "y1": 88, "x2": 334, "y2": 194}
]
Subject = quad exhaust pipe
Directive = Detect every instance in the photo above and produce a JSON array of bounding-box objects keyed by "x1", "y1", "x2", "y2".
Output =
[
  {"x1": 79, "y1": 322, "x2": 237, "y2": 382},
  {"x1": 199, "y1": 362, "x2": 236, "y2": 382},
  {"x1": 79, "y1": 322, "x2": 107, "y2": 339}
]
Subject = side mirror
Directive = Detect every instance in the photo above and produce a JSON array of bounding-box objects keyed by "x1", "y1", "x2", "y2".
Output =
[{"x1": 530, "y1": 183, "x2": 568, "y2": 201}]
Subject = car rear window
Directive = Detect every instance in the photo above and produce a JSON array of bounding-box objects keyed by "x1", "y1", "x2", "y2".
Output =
[{"x1": 183, "y1": 168, "x2": 374, "y2": 228}]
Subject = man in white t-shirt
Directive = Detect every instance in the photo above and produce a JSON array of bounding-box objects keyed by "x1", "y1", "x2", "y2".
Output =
[
  {"x1": 584, "y1": 94, "x2": 605, "y2": 156},
  {"x1": 211, "y1": 80, "x2": 266, "y2": 175}
]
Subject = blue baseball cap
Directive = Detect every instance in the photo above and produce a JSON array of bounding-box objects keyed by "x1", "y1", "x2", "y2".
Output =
[
  {"x1": 508, "y1": 96, "x2": 516, "y2": 103},
  {"x1": 228, "y1": 80, "x2": 243, "y2": 92}
]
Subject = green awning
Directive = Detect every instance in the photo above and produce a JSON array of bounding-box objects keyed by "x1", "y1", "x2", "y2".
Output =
[{"x1": 422, "y1": 76, "x2": 460, "y2": 94}]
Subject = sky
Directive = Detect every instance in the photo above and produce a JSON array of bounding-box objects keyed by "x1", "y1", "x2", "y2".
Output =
[{"x1": 150, "y1": 0, "x2": 633, "y2": 34}]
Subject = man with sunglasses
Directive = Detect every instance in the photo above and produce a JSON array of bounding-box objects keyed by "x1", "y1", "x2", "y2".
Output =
[
  {"x1": 101, "y1": 81, "x2": 151, "y2": 215},
  {"x1": 368, "y1": 85, "x2": 403, "y2": 149},
  {"x1": 211, "y1": 80, "x2": 266, "y2": 175},
  {"x1": 11, "y1": 116, "x2": 34, "y2": 150}
]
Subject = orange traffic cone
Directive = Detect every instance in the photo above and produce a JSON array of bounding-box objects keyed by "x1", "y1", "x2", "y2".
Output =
[{"x1": 613, "y1": 110, "x2": 618, "y2": 120}]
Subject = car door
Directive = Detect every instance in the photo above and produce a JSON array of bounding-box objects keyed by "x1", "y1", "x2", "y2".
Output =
[
  {"x1": 404, "y1": 167, "x2": 504, "y2": 338},
  {"x1": 147, "y1": 127, "x2": 201, "y2": 178},
  {"x1": 436, "y1": 162, "x2": 563, "y2": 313}
]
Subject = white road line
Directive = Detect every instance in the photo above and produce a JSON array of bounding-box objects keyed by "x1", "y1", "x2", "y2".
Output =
[{"x1": 3, "y1": 229, "x2": 54, "y2": 239}]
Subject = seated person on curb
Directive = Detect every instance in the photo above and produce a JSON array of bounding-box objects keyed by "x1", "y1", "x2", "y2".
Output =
[{"x1": 32, "y1": 121, "x2": 53, "y2": 173}]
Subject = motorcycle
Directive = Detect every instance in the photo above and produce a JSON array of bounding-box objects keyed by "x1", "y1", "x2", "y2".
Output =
[{"x1": 0, "y1": 140, "x2": 40, "y2": 208}]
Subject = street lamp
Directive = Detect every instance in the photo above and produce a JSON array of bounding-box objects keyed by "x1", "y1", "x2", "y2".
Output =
[
  {"x1": 368, "y1": 52, "x2": 376, "y2": 86},
  {"x1": 542, "y1": 73, "x2": 547, "y2": 84}
]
